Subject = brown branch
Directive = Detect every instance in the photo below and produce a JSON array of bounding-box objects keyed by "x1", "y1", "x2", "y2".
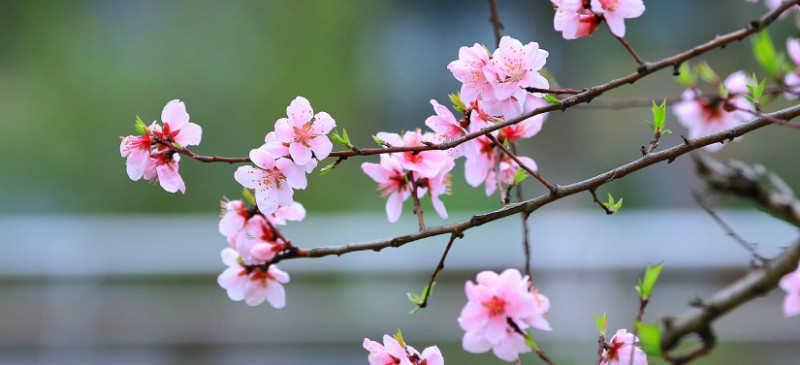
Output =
[
  {"x1": 153, "y1": 2, "x2": 798, "y2": 165},
  {"x1": 487, "y1": 134, "x2": 557, "y2": 194},
  {"x1": 733, "y1": 105, "x2": 800, "y2": 130},
  {"x1": 416, "y1": 233, "x2": 460, "y2": 309},
  {"x1": 511, "y1": 143, "x2": 532, "y2": 283},
  {"x1": 578, "y1": 86, "x2": 785, "y2": 109},
  {"x1": 526, "y1": 87, "x2": 581, "y2": 95},
  {"x1": 408, "y1": 172, "x2": 425, "y2": 231},
  {"x1": 152, "y1": 136, "x2": 250, "y2": 163},
  {"x1": 273, "y1": 104, "x2": 800, "y2": 262},
  {"x1": 487, "y1": 0, "x2": 504, "y2": 48},
  {"x1": 690, "y1": 189, "x2": 764, "y2": 263},
  {"x1": 615, "y1": 36, "x2": 646, "y2": 67}
]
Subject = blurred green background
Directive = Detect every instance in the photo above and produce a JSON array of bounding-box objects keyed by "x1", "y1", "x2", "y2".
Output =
[
  {"x1": 1, "y1": 0, "x2": 798, "y2": 215},
  {"x1": 1, "y1": 1, "x2": 800, "y2": 365}
]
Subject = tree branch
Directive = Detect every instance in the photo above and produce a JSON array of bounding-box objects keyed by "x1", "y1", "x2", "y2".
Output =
[{"x1": 487, "y1": 0, "x2": 504, "y2": 48}]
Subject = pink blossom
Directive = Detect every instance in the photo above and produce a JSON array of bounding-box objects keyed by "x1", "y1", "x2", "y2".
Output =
[
  {"x1": 120, "y1": 134, "x2": 152, "y2": 180},
  {"x1": 362, "y1": 154, "x2": 411, "y2": 223},
  {"x1": 485, "y1": 36, "x2": 549, "y2": 104},
  {"x1": 234, "y1": 147, "x2": 315, "y2": 215},
  {"x1": 590, "y1": 0, "x2": 645, "y2": 38},
  {"x1": 485, "y1": 155, "x2": 538, "y2": 196},
  {"x1": 425, "y1": 100, "x2": 469, "y2": 158},
  {"x1": 376, "y1": 130, "x2": 451, "y2": 178},
  {"x1": 269, "y1": 202, "x2": 306, "y2": 226},
  {"x1": 143, "y1": 152, "x2": 185, "y2": 194},
  {"x1": 784, "y1": 38, "x2": 800, "y2": 99},
  {"x1": 458, "y1": 269, "x2": 552, "y2": 362},
  {"x1": 219, "y1": 199, "x2": 250, "y2": 238},
  {"x1": 601, "y1": 329, "x2": 648, "y2": 365},
  {"x1": 673, "y1": 71, "x2": 752, "y2": 152},
  {"x1": 233, "y1": 215, "x2": 285, "y2": 265},
  {"x1": 416, "y1": 159, "x2": 455, "y2": 219},
  {"x1": 552, "y1": 0, "x2": 602, "y2": 39},
  {"x1": 779, "y1": 261, "x2": 800, "y2": 317},
  {"x1": 217, "y1": 248, "x2": 290, "y2": 308},
  {"x1": 448, "y1": 43, "x2": 493, "y2": 104},
  {"x1": 498, "y1": 94, "x2": 548, "y2": 144},
  {"x1": 363, "y1": 335, "x2": 444, "y2": 365},
  {"x1": 152, "y1": 99, "x2": 202, "y2": 149},
  {"x1": 464, "y1": 134, "x2": 497, "y2": 187},
  {"x1": 274, "y1": 96, "x2": 336, "y2": 165}
]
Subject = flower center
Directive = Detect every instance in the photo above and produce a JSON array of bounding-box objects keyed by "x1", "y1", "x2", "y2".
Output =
[{"x1": 482, "y1": 295, "x2": 506, "y2": 317}]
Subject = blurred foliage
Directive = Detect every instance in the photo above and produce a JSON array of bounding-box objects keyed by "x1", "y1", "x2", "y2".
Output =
[{"x1": 0, "y1": 0, "x2": 798, "y2": 214}]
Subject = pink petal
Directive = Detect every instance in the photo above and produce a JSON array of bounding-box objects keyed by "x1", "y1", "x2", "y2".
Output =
[
  {"x1": 289, "y1": 142, "x2": 313, "y2": 165},
  {"x1": 264, "y1": 280, "x2": 286, "y2": 308},
  {"x1": 243, "y1": 279, "x2": 268, "y2": 306},
  {"x1": 249, "y1": 148, "x2": 276, "y2": 170},
  {"x1": 276, "y1": 158, "x2": 308, "y2": 190},
  {"x1": 175, "y1": 122, "x2": 202, "y2": 146},
  {"x1": 604, "y1": 12, "x2": 627, "y2": 37},
  {"x1": 458, "y1": 301, "x2": 489, "y2": 330},
  {"x1": 484, "y1": 315, "x2": 508, "y2": 345},
  {"x1": 382, "y1": 335, "x2": 406, "y2": 359},
  {"x1": 311, "y1": 112, "x2": 336, "y2": 134},
  {"x1": 362, "y1": 162, "x2": 390, "y2": 183},
  {"x1": 126, "y1": 149, "x2": 150, "y2": 180},
  {"x1": 156, "y1": 160, "x2": 185, "y2": 193},
  {"x1": 274, "y1": 118, "x2": 294, "y2": 142},
  {"x1": 218, "y1": 212, "x2": 245, "y2": 238},
  {"x1": 307, "y1": 135, "x2": 333, "y2": 160},
  {"x1": 386, "y1": 191, "x2": 405, "y2": 223},
  {"x1": 784, "y1": 293, "x2": 800, "y2": 317},
  {"x1": 217, "y1": 267, "x2": 245, "y2": 301},
  {"x1": 161, "y1": 99, "x2": 190, "y2": 130},
  {"x1": 462, "y1": 330, "x2": 492, "y2": 353},
  {"x1": 234, "y1": 166, "x2": 267, "y2": 190},
  {"x1": 287, "y1": 96, "x2": 314, "y2": 126},
  {"x1": 420, "y1": 346, "x2": 444, "y2": 365}
]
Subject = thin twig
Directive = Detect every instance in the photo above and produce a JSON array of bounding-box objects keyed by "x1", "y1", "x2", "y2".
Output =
[
  {"x1": 487, "y1": 0, "x2": 504, "y2": 48},
  {"x1": 590, "y1": 189, "x2": 614, "y2": 215},
  {"x1": 526, "y1": 87, "x2": 581, "y2": 95},
  {"x1": 487, "y1": 134, "x2": 557, "y2": 194},
  {"x1": 615, "y1": 36, "x2": 645, "y2": 67},
  {"x1": 417, "y1": 233, "x2": 460, "y2": 309},
  {"x1": 408, "y1": 172, "x2": 425, "y2": 231},
  {"x1": 734, "y1": 105, "x2": 800, "y2": 130},
  {"x1": 511, "y1": 143, "x2": 532, "y2": 283},
  {"x1": 691, "y1": 189, "x2": 765, "y2": 263},
  {"x1": 151, "y1": 136, "x2": 250, "y2": 163}
]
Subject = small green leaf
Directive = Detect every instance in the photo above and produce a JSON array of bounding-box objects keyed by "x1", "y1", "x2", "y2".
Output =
[
  {"x1": 524, "y1": 332, "x2": 540, "y2": 351},
  {"x1": 651, "y1": 99, "x2": 667, "y2": 130},
  {"x1": 661, "y1": 129, "x2": 672, "y2": 137},
  {"x1": 408, "y1": 306, "x2": 421, "y2": 315},
  {"x1": 393, "y1": 329, "x2": 406, "y2": 348},
  {"x1": 513, "y1": 168, "x2": 529, "y2": 184},
  {"x1": 372, "y1": 135, "x2": 385, "y2": 147},
  {"x1": 449, "y1": 92, "x2": 467, "y2": 114},
  {"x1": 635, "y1": 321, "x2": 662, "y2": 356},
  {"x1": 134, "y1": 116, "x2": 148, "y2": 135},
  {"x1": 407, "y1": 292, "x2": 420, "y2": 303},
  {"x1": 319, "y1": 162, "x2": 337, "y2": 176},
  {"x1": 613, "y1": 198, "x2": 623, "y2": 212},
  {"x1": 636, "y1": 263, "x2": 664, "y2": 300},
  {"x1": 751, "y1": 30, "x2": 784, "y2": 78},
  {"x1": 694, "y1": 61, "x2": 719, "y2": 84},
  {"x1": 675, "y1": 62, "x2": 697, "y2": 87},
  {"x1": 172, "y1": 141, "x2": 183, "y2": 149},
  {"x1": 544, "y1": 94, "x2": 561, "y2": 105},
  {"x1": 594, "y1": 313, "x2": 608, "y2": 336},
  {"x1": 330, "y1": 129, "x2": 349, "y2": 147},
  {"x1": 242, "y1": 188, "x2": 256, "y2": 206},
  {"x1": 342, "y1": 128, "x2": 351, "y2": 145},
  {"x1": 718, "y1": 83, "x2": 729, "y2": 99}
]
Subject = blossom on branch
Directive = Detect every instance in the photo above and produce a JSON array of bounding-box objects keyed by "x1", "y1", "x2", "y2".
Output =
[
  {"x1": 217, "y1": 248, "x2": 289, "y2": 308},
  {"x1": 590, "y1": 0, "x2": 646, "y2": 38},
  {"x1": 784, "y1": 38, "x2": 800, "y2": 99},
  {"x1": 673, "y1": 71, "x2": 753, "y2": 152},
  {"x1": 779, "y1": 261, "x2": 800, "y2": 317},
  {"x1": 274, "y1": 96, "x2": 336, "y2": 165},
  {"x1": 143, "y1": 152, "x2": 186, "y2": 193},
  {"x1": 234, "y1": 147, "x2": 315, "y2": 215},
  {"x1": 448, "y1": 43, "x2": 493, "y2": 104},
  {"x1": 376, "y1": 130, "x2": 451, "y2": 178},
  {"x1": 552, "y1": 0, "x2": 602, "y2": 39},
  {"x1": 600, "y1": 329, "x2": 648, "y2": 365},
  {"x1": 458, "y1": 269, "x2": 551, "y2": 362},
  {"x1": 363, "y1": 335, "x2": 444, "y2": 365},
  {"x1": 485, "y1": 155, "x2": 538, "y2": 197},
  {"x1": 486, "y1": 36, "x2": 550, "y2": 104},
  {"x1": 362, "y1": 154, "x2": 412, "y2": 223}
]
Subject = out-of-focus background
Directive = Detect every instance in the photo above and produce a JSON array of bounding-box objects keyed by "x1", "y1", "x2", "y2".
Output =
[{"x1": 1, "y1": 1, "x2": 798, "y2": 364}]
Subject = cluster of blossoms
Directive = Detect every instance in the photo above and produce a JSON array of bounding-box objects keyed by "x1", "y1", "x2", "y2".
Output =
[
  {"x1": 672, "y1": 71, "x2": 754, "y2": 152},
  {"x1": 600, "y1": 329, "x2": 648, "y2": 365},
  {"x1": 363, "y1": 36, "x2": 549, "y2": 222},
  {"x1": 458, "y1": 269, "x2": 551, "y2": 362},
  {"x1": 363, "y1": 334, "x2": 444, "y2": 365},
  {"x1": 780, "y1": 259, "x2": 800, "y2": 317},
  {"x1": 120, "y1": 99, "x2": 202, "y2": 193},
  {"x1": 551, "y1": 0, "x2": 645, "y2": 39}
]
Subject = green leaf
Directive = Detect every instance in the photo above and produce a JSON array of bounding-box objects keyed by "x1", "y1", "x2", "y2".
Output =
[
  {"x1": 751, "y1": 30, "x2": 785, "y2": 78},
  {"x1": 330, "y1": 129, "x2": 350, "y2": 148},
  {"x1": 319, "y1": 162, "x2": 337, "y2": 176},
  {"x1": 407, "y1": 292, "x2": 420, "y2": 303},
  {"x1": 675, "y1": 62, "x2": 697, "y2": 87},
  {"x1": 651, "y1": 99, "x2": 667, "y2": 130},
  {"x1": 661, "y1": 129, "x2": 672, "y2": 137},
  {"x1": 594, "y1": 313, "x2": 608, "y2": 336},
  {"x1": 372, "y1": 135, "x2": 385, "y2": 147},
  {"x1": 636, "y1": 263, "x2": 664, "y2": 300},
  {"x1": 613, "y1": 198, "x2": 624, "y2": 212},
  {"x1": 635, "y1": 321, "x2": 662, "y2": 356},
  {"x1": 544, "y1": 94, "x2": 562, "y2": 105},
  {"x1": 524, "y1": 332, "x2": 540, "y2": 351},
  {"x1": 342, "y1": 129, "x2": 351, "y2": 145},
  {"x1": 242, "y1": 188, "x2": 256, "y2": 206},
  {"x1": 393, "y1": 329, "x2": 406, "y2": 348},
  {"x1": 449, "y1": 92, "x2": 467, "y2": 114},
  {"x1": 718, "y1": 83, "x2": 729, "y2": 99},
  {"x1": 694, "y1": 61, "x2": 718, "y2": 84},
  {"x1": 172, "y1": 141, "x2": 183, "y2": 149},
  {"x1": 513, "y1": 168, "x2": 529, "y2": 184},
  {"x1": 134, "y1": 116, "x2": 148, "y2": 135}
]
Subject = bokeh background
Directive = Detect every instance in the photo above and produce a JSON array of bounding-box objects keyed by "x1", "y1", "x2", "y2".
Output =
[{"x1": 1, "y1": 0, "x2": 799, "y2": 364}]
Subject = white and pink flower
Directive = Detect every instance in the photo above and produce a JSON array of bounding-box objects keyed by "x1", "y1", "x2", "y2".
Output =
[
  {"x1": 217, "y1": 248, "x2": 289, "y2": 308},
  {"x1": 779, "y1": 260, "x2": 800, "y2": 317},
  {"x1": 448, "y1": 43, "x2": 493, "y2": 104},
  {"x1": 362, "y1": 154, "x2": 412, "y2": 223},
  {"x1": 120, "y1": 134, "x2": 153, "y2": 180},
  {"x1": 485, "y1": 36, "x2": 550, "y2": 104},
  {"x1": 234, "y1": 147, "x2": 314, "y2": 215},
  {"x1": 376, "y1": 130, "x2": 451, "y2": 178},
  {"x1": 274, "y1": 96, "x2": 336, "y2": 165},
  {"x1": 363, "y1": 335, "x2": 444, "y2": 365},
  {"x1": 152, "y1": 99, "x2": 203, "y2": 150},
  {"x1": 416, "y1": 159, "x2": 455, "y2": 219},
  {"x1": 143, "y1": 152, "x2": 186, "y2": 194},
  {"x1": 485, "y1": 155, "x2": 538, "y2": 197},
  {"x1": 425, "y1": 100, "x2": 469, "y2": 158},
  {"x1": 552, "y1": 0, "x2": 602, "y2": 40},
  {"x1": 458, "y1": 269, "x2": 551, "y2": 362},
  {"x1": 600, "y1": 329, "x2": 648, "y2": 365},
  {"x1": 590, "y1": 0, "x2": 646, "y2": 38},
  {"x1": 673, "y1": 71, "x2": 753, "y2": 152}
]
